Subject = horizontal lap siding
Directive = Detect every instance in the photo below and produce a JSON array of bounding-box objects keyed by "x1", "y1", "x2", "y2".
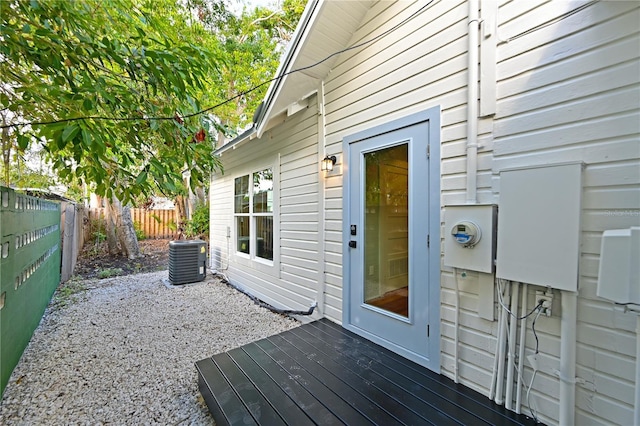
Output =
[
  {"x1": 209, "y1": 98, "x2": 320, "y2": 313},
  {"x1": 493, "y1": 2, "x2": 640, "y2": 425},
  {"x1": 321, "y1": 0, "x2": 469, "y2": 325},
  {"x1": 210, "y1": 2, "x2": 637, "y2": 424}
]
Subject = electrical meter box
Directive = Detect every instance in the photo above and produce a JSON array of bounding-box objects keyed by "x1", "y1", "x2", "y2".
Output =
[{"x1": 444, "y1": 205, "x2": 497, "y2": 273}]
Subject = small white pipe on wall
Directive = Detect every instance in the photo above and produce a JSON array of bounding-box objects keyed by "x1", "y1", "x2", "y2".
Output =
[
  {"x1": 489, "y1": 283, "x2": 505, "y2": 400},
  {"x1": 466, "y1": 0, "x2": 479, "y2": 204},
  {"x1": 495, "y1": 282, "x2": 510, "y2": 405},
  {"x1": 560, "y1": 291, "x2": 578, "y2": 426},
  {"x1": 634, "y1": 314, "x2": 640, "y2": 425},
  {"x1": 506, "y1": 281, "x2": 519, "y2": 410},
  {"x1": 515, "y1": 283, "x2": 528, "y2": 414},
  {"x1": 453, "y1": 268, "x2": 461, "y2": 384}
]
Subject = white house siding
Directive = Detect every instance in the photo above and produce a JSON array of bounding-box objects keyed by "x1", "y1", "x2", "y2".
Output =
[
  {"x1": 209, "y1": 97, "x2": 321, "y2": 314},
  {"x1": 321, "y1": 0, "x2": 500, "y2": 394},
  {"x1": 321, "y1": 0, "x2": 473, "y2": 336},
  {"x1": 210, "y1": 0, "x2": 638, "y2": 424},
  {"x1": 491, "y1": 1, "x2": 640, "y2": 425},
  {"x1": 319, "y1": 0, "x2": 639, "y2": 424}
]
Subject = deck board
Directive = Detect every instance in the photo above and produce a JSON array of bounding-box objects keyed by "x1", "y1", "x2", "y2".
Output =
[
  {"x1": 241, "y1": 342, "x2": 342, "y2": 424},
  {"x1": 196, "y1": 319, "x2": 539, "y2": 426},
  {"x1": 286, "y1": 326, "x2": 464, "y2": 425},
  {"x1": 309, "y1": 320, "x2": 530, "y2": 426}
]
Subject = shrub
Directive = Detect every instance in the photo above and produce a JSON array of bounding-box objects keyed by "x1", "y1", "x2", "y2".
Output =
[
  {"x1": 134, "y1": 221, "x2": 146, "y2": 240},
  {"x1": 88, "y1": 217, "x2": 106, "y2": 243},
  {"x1": 97, "y1": 268, "x2": 124, "y2": 279},
  {"x1": 185, "y1": 202, "x2": 209, "y2": 239}
]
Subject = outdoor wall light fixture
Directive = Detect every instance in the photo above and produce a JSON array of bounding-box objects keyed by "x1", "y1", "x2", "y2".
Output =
[{"x1": 321, "y1": 155, "x2": 337, "y2": 172}]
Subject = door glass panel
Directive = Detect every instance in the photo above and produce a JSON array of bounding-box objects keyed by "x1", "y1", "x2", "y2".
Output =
[{"x1": 364, "y1": 143, "x2": 409, "y2": 317}]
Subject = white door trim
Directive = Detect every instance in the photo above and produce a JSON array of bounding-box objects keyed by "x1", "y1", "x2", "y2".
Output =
[{"x1": 342, "y1": 106, "x2": 441, "y2": 372}]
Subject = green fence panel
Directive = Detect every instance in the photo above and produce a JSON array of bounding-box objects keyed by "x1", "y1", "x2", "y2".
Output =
[{"x1": 0, "y1": 186, "x2": 61, "y2": 398}]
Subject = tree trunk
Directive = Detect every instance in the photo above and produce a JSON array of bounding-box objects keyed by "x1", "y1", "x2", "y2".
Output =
[
  {"x1": 195, "y1": 186, "x2": 206, "y2": 206},
  {"x1": 112, "y1": 196, "x2": 140, "y2": 259},
  {"x1": 104, "y1": 198, "x2": 119, "y2": 255},
  {"x1": 174, "y1": 194, "x2": 187, "y2": 239},
  {"x1": 1, "y1": 115, "x2": 11, "y2": 186}
]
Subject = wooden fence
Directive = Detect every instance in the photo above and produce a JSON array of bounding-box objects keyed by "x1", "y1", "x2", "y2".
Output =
[
  {"x1": 61, "y1": 202, "x2": 85, "y2": 282},
  {"x1": 87, "y1": 208, "x2": 178, "y2": 240}
]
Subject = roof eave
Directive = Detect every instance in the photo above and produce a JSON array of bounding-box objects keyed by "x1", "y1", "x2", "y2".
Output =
[{"x1": 255, "y1": 0, "x2": 323, "y2": 138}]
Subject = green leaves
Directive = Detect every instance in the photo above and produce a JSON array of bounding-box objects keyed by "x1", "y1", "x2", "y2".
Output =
[
  {"x1": 135, "y1": 171, "x2": 148, "y2": 185},
  {"x1": 0, "y1": 0, "x2": 298, "y2": 204},
  {"x1": 61, "y1": 124, "x2": 80, "y2": 143},
  {"x1": 0, "y1": 0, "x2": 258, "y2": 203},
  {"x1": 16, "y1": 134, "x2": 29, "y2": 151}
]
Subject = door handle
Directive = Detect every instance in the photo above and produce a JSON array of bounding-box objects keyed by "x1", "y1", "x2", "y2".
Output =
[{"x1": 349, "y1": 241, "x2": 357, "y2": 248}]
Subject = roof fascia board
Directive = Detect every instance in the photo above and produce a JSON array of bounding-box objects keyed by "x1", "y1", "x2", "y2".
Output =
[
  {"x1": 214, "y1": 128, "x2": 257, "y2": 155},
  {"x1": 256, "y1": 0, "x2": 323, "y2": 137}
]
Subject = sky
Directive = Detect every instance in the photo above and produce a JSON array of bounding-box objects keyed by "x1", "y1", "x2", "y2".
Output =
[{"x1": 228, "y1": 0, "x2": 282, "y2": 15}]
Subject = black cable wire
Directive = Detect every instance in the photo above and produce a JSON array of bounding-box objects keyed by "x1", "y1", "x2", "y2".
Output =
[
  {"x1": 497, "y1": 279, "x2": 545, "y2": 320},
  {"x1": 217, "y1": 273, "x2": 317, "y2": 316},
  {"x1": 1, "y1": 0, "x2": 436, "y2": 130},
  {"x1": 531, "y1": 308, "x2": 542, "y2": 354},
  {"x1": 518, "y1": 301, "x2": 544, "y2": 320}
]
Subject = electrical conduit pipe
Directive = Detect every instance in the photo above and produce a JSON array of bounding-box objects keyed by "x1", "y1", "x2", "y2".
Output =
[
  {"x1": 457, "y1": 0, "x2": 480, "y2": 396},
  {"x1": 559, "y1": 291, "x2": 577, "y2": 426},
  {"x1": 453, "y1": 268, "x2": 461, "y2": 383},
  {"x1": 634, "y1": 314, "x2": 640, "y2": 425},
  {"x1": 466, "y1": 0, "x2": 479, "y2": 205},
  {"x1": 495, "y1": 282, "x2": 510, "y2": 405},
  {"x1": 515, "y1": 283, "x2": 528, "y2": 414},
  {"x1": 506, "y1": 281, "x2": 519, "y2": 410},
  {"x1": 489, "y1": 282, "x2": 505, "y2": 400}
]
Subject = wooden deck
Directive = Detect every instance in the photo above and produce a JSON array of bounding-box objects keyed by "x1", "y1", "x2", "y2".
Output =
[{"x1": 195, "y1": 319, "x2": 539, "y2": 425}]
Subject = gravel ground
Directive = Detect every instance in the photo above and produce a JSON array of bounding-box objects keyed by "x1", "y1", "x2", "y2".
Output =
[{"x1": 0, "y1": 271, "x2": 299, "y2": 425}]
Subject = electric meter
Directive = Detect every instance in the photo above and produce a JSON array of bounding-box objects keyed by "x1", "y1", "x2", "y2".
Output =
[{"x1": 451, "y1": 221, "x2": 481, "y2": 247}]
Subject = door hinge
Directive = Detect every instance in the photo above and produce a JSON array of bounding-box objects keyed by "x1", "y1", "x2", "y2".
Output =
[
  {"x1": 427, "y1": 324, "x2": 430, "y2": 337},
  {"x1": 427, "y1": 234, "x2": 430, "y2": 248},
  {"x1": 426, "y1": 144, "x2": 430, "y2": 159}
]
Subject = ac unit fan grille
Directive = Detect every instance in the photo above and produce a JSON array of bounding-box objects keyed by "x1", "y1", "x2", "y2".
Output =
[{"x1": 168, "y1": 240, "x2": 207, "y2": 285}]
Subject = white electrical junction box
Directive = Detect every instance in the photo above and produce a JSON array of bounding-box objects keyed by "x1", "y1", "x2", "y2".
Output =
[
  {"x1": 496, "y1": 163, "x2": 582, "y2": 291},
  {"x1": 597, "y1": 227, "x2": 640, "y2": 305}
]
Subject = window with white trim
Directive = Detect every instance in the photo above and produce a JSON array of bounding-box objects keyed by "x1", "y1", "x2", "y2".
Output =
[{"x1": 234, "y1": 168, "x2": 273, "y2": 261}]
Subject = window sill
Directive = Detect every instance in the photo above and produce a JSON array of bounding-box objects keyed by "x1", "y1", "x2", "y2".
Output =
[{"x1": 233, "y1": 252, "x2": 278, "y2": 278}]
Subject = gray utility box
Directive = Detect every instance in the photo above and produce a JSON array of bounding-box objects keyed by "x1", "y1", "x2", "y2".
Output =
[{"x1": 168, "y1": 240, "x2": 207, "y2": 285}]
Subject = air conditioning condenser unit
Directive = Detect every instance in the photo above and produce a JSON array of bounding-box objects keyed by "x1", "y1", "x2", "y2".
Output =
[{"x1": 169, "y1": 240, "x2": 207, "y2": 285}]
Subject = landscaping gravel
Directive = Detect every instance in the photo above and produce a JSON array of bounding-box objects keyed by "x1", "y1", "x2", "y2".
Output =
[{"x1": 0, "y1": 270, "x2": 299, "y2": 425}]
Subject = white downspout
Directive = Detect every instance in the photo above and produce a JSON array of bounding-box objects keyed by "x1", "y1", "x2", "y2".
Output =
[
  {"x1": 466, "y1": 0, "x2": 479, "y2": 205},
  {"x1": 559, "y1": 291, "x2": 577, "y2": 426}
]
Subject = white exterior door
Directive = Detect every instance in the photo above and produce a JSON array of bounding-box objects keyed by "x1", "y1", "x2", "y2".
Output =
[{"x1": 343, "y1": 109, "x2": 440, "y2": 372}]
